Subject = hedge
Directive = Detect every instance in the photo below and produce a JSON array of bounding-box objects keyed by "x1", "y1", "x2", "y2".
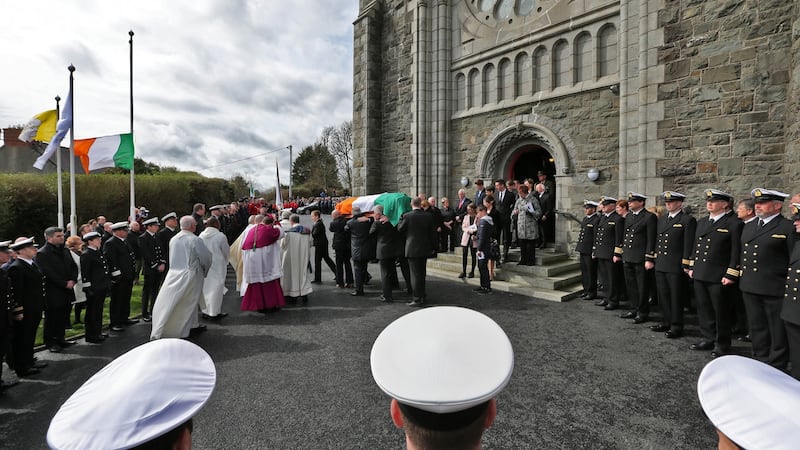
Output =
[{"x1": 0, "y1": 173, "x2": 238, "y2": 240}]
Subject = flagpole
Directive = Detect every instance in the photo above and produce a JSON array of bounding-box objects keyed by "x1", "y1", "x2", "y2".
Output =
[
  {"x1": 129, "y1": 30, "x2": 136, "y2": 223},
  {"x1": 68, "y1": 65, "x2": 77, "y2": 235},
  {"x1": 55, "y1": 95, "x2": 64, "y2": 229}
]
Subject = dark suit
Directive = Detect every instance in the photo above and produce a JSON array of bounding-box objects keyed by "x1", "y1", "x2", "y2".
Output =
[
  {"x1": 621, "y1": 209, "x2": 657, "y2": 317},
  {"x1": 397, "y1": 209, "x2": 438, "y2": 301},
  {"x1": 476, "y1": 216, "x2": 495, "y2": 289},
  {"x1": 576, "y1": 213, "x2": 599, "y2": 298},
  {"x1": 740, "y1": 215, "x2": 794, "y2": 368},
  {"x1": 654, "y1": 211, "x2": 696, "y2": 331},
  {"x1": 537, "y1": 190, "x2": 554, "y2": 245},
  {"x1": 35, "y1": 243, "x2": 78, "y2": 347},
  {"x1": 495, "y1": 189, "x2": 516, "y2": 259},
  {"x1": 312, "y1": 219, "x2": 336, "y2": 282},
  {"x1": 330, "y1": 217, "x2": 354, "y2": 286},
  {"x1": 594, "y1": 211, "x2": 625, "y2": 305},
  {"x1": 8, "y1": 259, "x2": 45, "y2": 374},
  {"x1": 371, "y1": 218, "x2": 402, "y2": 299},
  {"x1": 346, "y1": 216, "x2": 376, "y2": 293},
  {"x1": 80, "y1": 247, "x2": 111, "y2": 339},
  {"x1": 103, "y1": 236, "x2": 136, "y2": 327},
  {"x1": 138, "y1": 231, "x2": 165, "y2": 318},
  {"x1": 782, "y1": 238, "x2": 800, "y2": 379},
  {"x1": 690, "y1": 211, "x2": 743, "y2": 352}
]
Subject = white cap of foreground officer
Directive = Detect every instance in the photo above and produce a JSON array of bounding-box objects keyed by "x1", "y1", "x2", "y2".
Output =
[
  {"x1": 47, "y1": 339, "x2": 216, "y2": 450},
  {"x1": 697, "y1": 355, "x2": 800, "y2": 450},
  {"x1": 371, "y1": 306, "x2": 514, "y2": 450}
]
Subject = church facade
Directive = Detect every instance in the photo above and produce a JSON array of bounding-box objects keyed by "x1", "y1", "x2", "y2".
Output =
[{"x1": 352, "y1": 0, "x2": 800, "y2": 250}]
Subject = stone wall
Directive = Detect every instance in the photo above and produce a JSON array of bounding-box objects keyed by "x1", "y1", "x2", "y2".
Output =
[
  {"x1": 786, "y1": 2, "x2": 800, "y2": 186},
  {"x1": 656, "y1": 0, "x2": 795, "y2": 208}
]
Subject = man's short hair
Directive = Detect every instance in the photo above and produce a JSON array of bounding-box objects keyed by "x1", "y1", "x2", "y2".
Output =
[
  {"x1": 179, "y1": 216, "x2": 195, "y2": 230},
  {"x1": 738, "y1": 198, "x2": 755, "y2": 212},
  {"x1": 372, "y1": 205, "x2": 384, "y2": 215},
  {"x1": 494, "y1": 179, "x2": 505, "y2": 186},
  {"x1": 205, "y1": 216, "x2": 220, "y2": 229},
  {"x1": 311, "y1": 210, "x2": 321, "y2": 218},
  {"x1": 44, "y1": 226, "x2": 63, "y2": 238},
  {"x1": 290, "y1": 214, "x2": 300, "y2": 224},
  {"x1": 476, "y1": 205, "x2": 487, "y2": 213},
  {"x1": 193, "y1": 203, "x2": 205, "y2": 213},
  {"x1": 411, "y1": 197, "x2": 423, "y2": 208},
  {"x1": 400, "y1": 402, "x2": 490, "y2": 450}
]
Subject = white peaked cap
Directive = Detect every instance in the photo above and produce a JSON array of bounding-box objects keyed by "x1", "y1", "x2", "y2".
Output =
[
  {"x1": 371, "y1": 306, "x2": 513, "y2": 415},
  {"x1": 47, "y1": 339, "x2": 216, "y2": 450},
  {"x1": 697, "y1": 355, "x2": 800, "y2": 450}
]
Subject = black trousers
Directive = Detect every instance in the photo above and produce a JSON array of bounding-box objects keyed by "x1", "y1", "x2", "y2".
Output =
[
  {"x1": 478, "y1": 256, "x2": 490, "y2": 289},
  {"x1": 598, "y1": 258, "x2": 623, "y2": 305},
  {"x1": 579, "y1": 253, "x2": 597, "y2": 295},
  {"x1": 497, "y1": 216, "x2": 512, "y2": 258},
  {"x1": 623, "y1": 262, "x2": 650, "y2": 316},
  {"x1": 732, "y1": 289, "x2": 748, "y2": 332},
  {"x1": 785, "y1": 320, "x2": 800, "y2": 380},
  {"x1": 407, "y1": 257, "x2": 428, "y2": 300},
  {"x1": 109, "y1": 280, "x2": 133, "y2": 327},
  {"x1": 742, "y1": 292, "x2": 789, "y2": 369},
  {"x1": 352, "y1": 259, "x2": 369, "y2": 293},
  {"x1": 334, "y1": 248, "x2": 354, "y2": 286},
  {"x1": 12, "y1": 305, "x2": 42, "y2": 372},
  {"x1": 379, "y1": 258, "x2": 398, "y2": 299},
  {"x1": 314, "y1": 245, "x2": 336, "y2": 282},
  {"x1": 0, "y1": 319, "x2": 10, "y2": 379},
  {"x1": 655, "y1": 271, "x2": 687, "y2": 329},
  {"x1": 43, "y1": 294, "x2": 67, "y2": 347},
  {"x1": 694, "y1": 280, "x2": 733, "y2": 350},
  {"x1": 397, "y1": 256, "x2": 411, "y2": 292},
  {"x1": 462, "y1": 245, "x2": 476, "y2": 275},
  {"x1": 519, "y1": 239, "x2": 537, "y2": 265},
  {"x1": 84, "y1": 289, "x2": 107, "y2": 339},
  {"x1": 141, "y1": 268, "x2": 163, "y2": 316}
]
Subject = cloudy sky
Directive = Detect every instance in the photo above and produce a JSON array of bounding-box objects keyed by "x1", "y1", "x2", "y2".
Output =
[{"x1": 0, "y1": 0, "x2": 358, "y2": 190}]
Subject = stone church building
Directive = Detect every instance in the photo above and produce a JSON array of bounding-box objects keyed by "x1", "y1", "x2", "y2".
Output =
[{"x1": 352, "y1": 0, "x2": 800, "y2": 251}]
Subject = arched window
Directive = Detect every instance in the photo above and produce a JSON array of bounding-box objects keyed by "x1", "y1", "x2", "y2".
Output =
[
  {"x1": 574, "y1": 32, "x2": 592, "y2": 83},
  {"x1": 483, "y1": 63, "x2": 496, "y2": 105},
  {"x1": 497, "y1": 58, "x2": 512, "y2": 101},
  {"x1": 514, "y1": 52, "x2": 531, "y2": 98},
  {"x1": 598, "y1": 24, "x2": 618, "y2": 77},
  {"x1": 468, "y1": 69, "x2": 480, "y2": 108},
  {"x1": 455, "y1": 73, "x2": 467, "y2": 111},
  {"x1": 552, "y1": 40, "x2": 570, "y2": 88},
  {"x1": 532, "y1": 46, "x2": 548, "y2": 93}
]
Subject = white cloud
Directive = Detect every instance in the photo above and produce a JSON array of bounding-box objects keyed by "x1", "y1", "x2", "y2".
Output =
[{"x1": 0, "y1": 0, "x2": 357, "y2": 191}]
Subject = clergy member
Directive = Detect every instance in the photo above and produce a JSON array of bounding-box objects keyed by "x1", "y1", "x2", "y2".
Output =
[
  {"x1": 150, "y1": 216, "x2": 211, "y2": 340},
  {"x1": 200, "y1": 217, "x2": 230, "y2": 320}
]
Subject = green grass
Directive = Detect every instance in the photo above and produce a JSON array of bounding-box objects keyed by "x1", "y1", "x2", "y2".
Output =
[{"x1": 35, "y1": 284, "x2": 143, "y2": 347}]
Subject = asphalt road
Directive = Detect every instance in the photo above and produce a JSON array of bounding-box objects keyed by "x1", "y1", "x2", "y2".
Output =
[{"x1": 0, "y1": 215, "x2": 723, "y2": 449}]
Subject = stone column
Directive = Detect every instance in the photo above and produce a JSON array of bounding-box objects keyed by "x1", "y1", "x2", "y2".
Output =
[
  {"x1": 411, "y1": 1, "x2": 430, "y2": 196},
  {"x1": 433, "y1": 0, "x2": 451, "y2": 199}
]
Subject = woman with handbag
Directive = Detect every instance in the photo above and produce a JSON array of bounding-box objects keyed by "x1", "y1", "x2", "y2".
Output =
[
  {"x1": 513, "y1": 185, "x2": 542, "y2": 265},
  {"x1": 483, "y1": 194, "x2": 501, "y2": 279}
]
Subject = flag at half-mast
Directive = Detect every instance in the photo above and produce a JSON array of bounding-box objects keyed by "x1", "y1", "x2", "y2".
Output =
[
  {"x1": 74, "y1": 133, "x2": 135, "y2": 173},
  {"x1": 19, "y1": 110, "x2": 58, "y2": 143},
  {"x1": 275, "y1": 159, "x2": 283, "y2": 210},
  {"x1": 33, "y1": 88, "x2": 72, "y2": 170}
]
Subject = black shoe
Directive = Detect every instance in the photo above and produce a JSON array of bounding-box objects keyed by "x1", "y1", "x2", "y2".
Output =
[
  {"x1": 595, "y1": 300, "x2": 609, "y2": 307},
  {"x1": 690, "y1": 341, "x2": 715, "y2": 351},
  {"x1": 217, "y1": 313, "x2": 229, "y2": 318},
  {"x1": 48, "y1": 346, "x2": 62, "y2": 353},
  {"x1": 477, "y1": 287, "x2": 492, "y2": 295},
  {"x1": 711, "y1": 348, "x2": 729, "y2": 358},
  {"x1": 59, "y1": 340, "x2": 76, "y2": 347},
  {"x1": 650, "y1": 324, "x2": 670, "y2": 332},
  {"x1": 189, "y1": 325, "x2": 207, "y2": 337},
  {"x1": 406, "y1": 299, "x2": 423, "y2": 307},
  {"x1": 311, "y1": 280, "x2": 321, "y2": 284},
  {"x1": 201, "y1": 313, "x2": 212, "y2": 320},
  {"x1": 467, "y1": 272, "x2": 475, "y2": 278},
  {"x1": 620, "y1": 311, "x2": 636, "y2": 319},
  {"x1": 458, "y1": 273, "x2": 466, "y2": 279},
  {"x1": 604, "y1": 304, "x2": 619, "y2": 311},
  {"x1": 665, "y1": 329, "x2": 683, "y2": 339},
  {"x1": 86, "y1": 337, "x2": 105, "y2": 344},
  {"x1": 473, "y1": 287, "x2": 485, "y2": 292},
  {"x1": 32, "y1": 360, "x2": 48, "y2": 369},
  {"x1": 16, "y1": 368, "x2": 40, "y2": 377},
  {"x1": 633, "y1": 315, "x2": 648, "y2": 324},
  {"x1": 738, "y1": 334, "x2": 751, "y2": 343},
  {"x1": 582, "y1": 295, "x2": 596, "y2": 301},
  {"x1": 350, "y1": 291, "x2": 364, "y2": 297},
  {"x1": 379, "y1": 295, "x2": 393, "y2": 303},
  {"x1": 125, "y1": 319, "x2": 140, "y2": 325},
  {"x1": 110, "y1": 326, "x2": 125, "y2": 332},
  {"x1": 142, "y1": 315, "x2": 152, "y2": 322}
]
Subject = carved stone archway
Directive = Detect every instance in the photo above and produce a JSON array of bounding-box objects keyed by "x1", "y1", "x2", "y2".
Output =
[{"x1": 476, "y1": 114, "x2": 577, "y2": 252}]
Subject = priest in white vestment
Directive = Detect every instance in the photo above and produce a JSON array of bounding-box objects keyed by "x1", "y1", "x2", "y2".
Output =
[
  {"x1": 229, "y1": 215, "x2": 257, "y2": 292},
  {"x1": 281, "y1": 214, "x2": 313, "y2": 302},
  {"x1": 199, "y1": 217, "x2": 230, "y2": 319},
  {"x1": 150, "y1": 216, "x2": 212, "y2": 339}
]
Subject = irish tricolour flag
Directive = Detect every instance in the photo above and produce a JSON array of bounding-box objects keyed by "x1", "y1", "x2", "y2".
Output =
[{"x1": 74, "y1": 133, "x2": 135, "y2": 173}]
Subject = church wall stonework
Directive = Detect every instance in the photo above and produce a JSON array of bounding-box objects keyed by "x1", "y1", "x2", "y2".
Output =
[{"x1": 656, "y1": 0, "x2": 797, "y2": 209}]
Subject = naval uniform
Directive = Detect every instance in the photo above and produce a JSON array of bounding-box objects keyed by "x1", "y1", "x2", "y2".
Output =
[
  {"x1": 139, "y1": 231, "x2": 166, "y2": 318},
  {"x1": 0, "y1": 264, "x2": 22, "y2": 383},
  {"x1": 594, "y1": 211, "x2": 625, "y2": 306},
  {"x1": 783, "y1": 237, "x2": 800, "y2": 379},
  {"x1": 103, "y1": 236, "x2": 136, "y2": 328},
  {"x1": 576, "y1": 213, "x2": 599, "y2": 298},
  {"x1": 654, "y1": 210, "x2": 696, "y2": 332},
  {"x1": 620, "y1": 209, "x2": 658, "y2": 318},
  {"x1": 80, "y1": 247, "x2": 111, "y2": 340},
  {"x1": 7, "y1": 258, "x2": 46, "y2": 375},
  {"x1": 739, "y1": 215, "x2": 794, "y2": 369},
  {"x1": 690, "y1": 211, "x2": 742, "y2": 353}
]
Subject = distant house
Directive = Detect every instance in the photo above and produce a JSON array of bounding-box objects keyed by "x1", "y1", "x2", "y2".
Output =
[{"x1": 0, "y1": 127, "x2": 82, "y2": 174}]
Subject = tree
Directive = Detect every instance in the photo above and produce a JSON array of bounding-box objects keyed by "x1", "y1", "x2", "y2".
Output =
[
  {"x1": 321, "y1": 120, "x2": 353, "y2": 194},
  {"x1": 291, "y1": 144, "x2": 341, "y2": 196}
]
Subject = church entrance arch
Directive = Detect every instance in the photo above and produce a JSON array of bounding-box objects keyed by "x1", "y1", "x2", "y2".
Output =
[{"x1": 508, "y1": 145, "x2": 556, "y2": 184}]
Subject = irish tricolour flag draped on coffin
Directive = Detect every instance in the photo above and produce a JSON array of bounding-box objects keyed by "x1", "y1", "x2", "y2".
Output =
[
  {"x1": 74, "y1": 133, "x2": 135, "y2": 173},
  {"x1": 335, "y1": 192, "x2": 412, "y2": 225}
]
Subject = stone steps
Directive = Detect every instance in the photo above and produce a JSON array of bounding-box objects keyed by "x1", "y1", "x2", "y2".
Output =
[{"x1": 427, "y1": 247, "x2": 584, "y2": 302}]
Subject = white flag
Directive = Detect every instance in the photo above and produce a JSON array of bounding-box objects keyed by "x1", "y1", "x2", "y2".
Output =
[{"x1": 33, "y1": 88, "x2": 72, "y2": 170}]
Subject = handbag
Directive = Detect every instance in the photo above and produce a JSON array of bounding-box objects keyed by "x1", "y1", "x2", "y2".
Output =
[{"x1": 489, "y1": 238, "x2": 501, "y2": 260}]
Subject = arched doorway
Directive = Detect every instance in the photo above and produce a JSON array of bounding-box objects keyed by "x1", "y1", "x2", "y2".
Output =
[{"x1": 508, "y1": 145, "x2": 556, "y2": 183}]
